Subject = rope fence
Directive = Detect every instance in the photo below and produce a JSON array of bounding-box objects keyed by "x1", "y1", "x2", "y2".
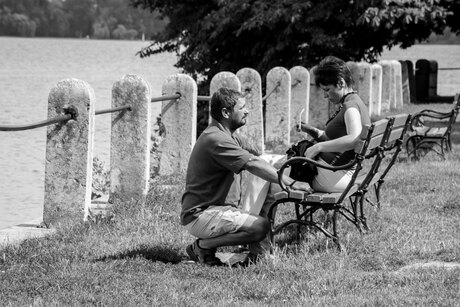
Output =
[
  {"x1": 0, "y1": 114, "x2": 72, "y2": 132},
  {"x1": 0, "y1": 94, "x2": 183, "y2": 131}
]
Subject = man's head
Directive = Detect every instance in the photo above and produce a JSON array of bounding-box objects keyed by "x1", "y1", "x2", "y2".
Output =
[{"x1": 210, "y1": 88, "x2": 248, "y2": 131}]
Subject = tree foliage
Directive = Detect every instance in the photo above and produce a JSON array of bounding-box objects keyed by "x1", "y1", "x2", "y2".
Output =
[
  {"x1": 0, "y1": 0, "x2": 167, "y2": 39},
  {"x1": 132, "y1": 0, "x2": 459, "y2": 85}
]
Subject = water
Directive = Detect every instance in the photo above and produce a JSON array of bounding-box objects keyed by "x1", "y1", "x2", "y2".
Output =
[
  {"x1": 1, "y1": 38, "x2": 459, "y2": 230},
  {"x1": 0, "y1": 37, "x2": 179, "y2": 229}
]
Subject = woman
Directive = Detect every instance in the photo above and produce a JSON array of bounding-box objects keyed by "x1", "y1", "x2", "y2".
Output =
[{"x1": 298, "y1": 56, "x2": 371, "y2": 192}]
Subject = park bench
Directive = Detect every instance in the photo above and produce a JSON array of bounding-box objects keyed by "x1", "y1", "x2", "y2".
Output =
[
  {"x1": 357, "y1": 113, "x2": 412, "y2": 230},
  {"x1": 405, "y1": 93, "x2": 460, "y2": 160},
  {"x1": 267, "y1": 118, "x2": 393, "y2": 249}
]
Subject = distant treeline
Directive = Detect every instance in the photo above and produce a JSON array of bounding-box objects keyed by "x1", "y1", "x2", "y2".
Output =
[
  {"x1": 425, "y1": 29, "x2": 460, "y2": 45},
  {"x1": 0, "y1": 0, "x2": 167, "y2": 40}
]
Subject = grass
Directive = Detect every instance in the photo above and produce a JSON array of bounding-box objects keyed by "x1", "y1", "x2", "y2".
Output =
[{"x1": 1, "y1": 103, "x2": 460, "y2": 306}]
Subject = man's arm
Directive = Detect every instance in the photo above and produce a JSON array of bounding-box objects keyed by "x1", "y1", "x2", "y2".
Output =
[{"x1": 243, "y1": 156, "x2": 312, "y2": 192}]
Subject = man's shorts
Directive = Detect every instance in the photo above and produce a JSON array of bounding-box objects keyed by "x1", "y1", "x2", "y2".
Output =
[{"x1": 184, "y1": 205, "x2": 259, "y2": 239}]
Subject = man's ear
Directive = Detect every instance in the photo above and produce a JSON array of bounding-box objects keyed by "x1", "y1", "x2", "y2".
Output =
[{"x1": 221, "y1": 108, "x2": 230, "y2": 119}]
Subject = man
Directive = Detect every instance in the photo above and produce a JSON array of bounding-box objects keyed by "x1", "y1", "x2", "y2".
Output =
[{"x1": 181, "y1": 87, "x2": 311, "y2": 266}]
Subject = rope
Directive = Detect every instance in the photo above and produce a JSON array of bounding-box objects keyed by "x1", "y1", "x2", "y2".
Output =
[
  {"x1": 0, "y1": 114, "x2": 72, "y2": 132},
  {"x1": 262, "y1": 82, "x2": 281, "y2": 102},
  {"x1": 96, "y1": 105, "x2": 131, "y2": 115},
  {"x1": 151, "y1": 93, "x2": 181, "y2": 102}
]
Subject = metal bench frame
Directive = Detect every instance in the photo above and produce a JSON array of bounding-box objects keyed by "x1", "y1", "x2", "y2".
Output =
[
  {"x1": 406, "y1": 93, "x2": 460, "y2": 160},
  {"x1": 267, "y1": 119, "x2": 393, "y2": 250}
]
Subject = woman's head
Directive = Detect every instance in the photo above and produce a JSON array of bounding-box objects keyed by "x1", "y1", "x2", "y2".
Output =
[
  {"x1": 314, "y1": 56, "x2": 355, "y2": 104},
  {"x1": 314, "y1": 56, "x2": 354, "y2": 88}
]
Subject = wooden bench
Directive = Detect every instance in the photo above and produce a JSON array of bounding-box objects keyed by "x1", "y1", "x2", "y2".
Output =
[
  {"x1": 267, "y1": 119, "x2": 393, "y2": 249},
  {"x1": 406, "y1": 93, "x2": 460, "y2": 160},
  {"x1": 357, "y1": 113, "x2": 412, "y2": 230}
]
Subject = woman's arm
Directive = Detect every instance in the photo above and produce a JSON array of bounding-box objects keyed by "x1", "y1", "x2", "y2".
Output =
[{"x1": 304, "y1": 108, "x2": 362, "y2": 158}]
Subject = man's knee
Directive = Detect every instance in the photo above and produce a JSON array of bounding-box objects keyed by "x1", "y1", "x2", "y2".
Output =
[{"x1": 248, "y1": 217, "x2": 270, "y2": 241}]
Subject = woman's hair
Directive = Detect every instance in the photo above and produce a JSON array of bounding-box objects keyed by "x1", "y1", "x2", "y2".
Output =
[
  {"x1": 210, "y1": 87, "x2": 243, "y2": 121},
  {"x1": 314, "y1": 56, "x2": 354, "y2": 88}
]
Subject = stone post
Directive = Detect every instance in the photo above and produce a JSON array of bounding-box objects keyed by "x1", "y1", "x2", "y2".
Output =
[
  {"x1": 428, "y1": 60, "x2": 439, "y2": 98},
  {"x1": 415, "y1": 59, "x2": 430, "y2": 102},
  {"x1": 357, "y1": 62, "x2": 373, "y2": 116},
  {"x1": 109, "y1": 74, "x2": 151, "y2": 204},
  {"x1": 44, "y1": 79, "x2": 95, "y2": 226},
  {"x1": 289, "y1": 66, "x2": 310, "y2": 144},
  {"x1": 399, "y1": 60, "x2": 411, "y2": 105},
  {"x1": 159, "y1": 74, "x2": 197, "y2": 176},
  {"x1": 308, "y1": 66, "x2": 329, "y2": 129},
  {"x1": 379, "y1": 60, "x2": 393, "y2": 112},
  {"x1": 406, "y1": 60, "x2": 416, "y2": 103},
  {"x1": 392, "y1": 60, "x2": 404, "y2": 109},
  {"x1": 347, "y1": 61, "x2": 360, "y2": 93},
  {"x1": 236, "y1": 68, "x2": 264, "y2": 154},
  {"x1": 265, "y1": 67, "x2": 291, "y2": 154},
  {"x1": 371, "y1": 63, "x2": 382, "y2": 117}
]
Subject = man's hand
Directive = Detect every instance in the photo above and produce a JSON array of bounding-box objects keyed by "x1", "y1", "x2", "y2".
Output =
[{"x1": 290, "y1": 181, "x2": 314, "y2": 194}]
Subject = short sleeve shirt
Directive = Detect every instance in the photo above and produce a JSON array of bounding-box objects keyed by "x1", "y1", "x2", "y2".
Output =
[{"x1": 180, "y1": 121, "x2": 253, "y2": 225}]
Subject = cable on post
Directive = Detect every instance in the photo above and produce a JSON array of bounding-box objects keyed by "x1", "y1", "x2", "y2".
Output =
[
  {"x1": 263, "y1": 81, "x2": 281, "y2": 102},
  {"x1": 95, "y1": 104, "x2": 132, "y2": 115},
  {"x1": 0, "y1": 114, "x2": 73, "y2": 132}
]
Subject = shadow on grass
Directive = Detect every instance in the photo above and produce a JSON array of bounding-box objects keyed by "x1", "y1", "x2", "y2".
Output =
[{"x1": 94, "y1": 244, "x2": 184, "y2": 264}]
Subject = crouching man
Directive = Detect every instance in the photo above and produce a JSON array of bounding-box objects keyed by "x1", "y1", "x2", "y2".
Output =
[{"x1": 181, "y1": 88, "x2": 311, "y2": 266}]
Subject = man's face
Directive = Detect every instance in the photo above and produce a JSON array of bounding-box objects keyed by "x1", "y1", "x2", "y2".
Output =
[{"x1": 229, "y1": 97, "x2": 249, "y2": 130}]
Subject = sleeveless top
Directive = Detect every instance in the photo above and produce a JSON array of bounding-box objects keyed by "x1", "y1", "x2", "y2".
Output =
[{"x1": 319, "y1": 92, "x2": 371, "y2": 166}]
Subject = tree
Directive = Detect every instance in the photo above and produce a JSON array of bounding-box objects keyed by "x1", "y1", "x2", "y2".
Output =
[{"x1": 131, "y1": 0, "x2": 458, "y2": 86}]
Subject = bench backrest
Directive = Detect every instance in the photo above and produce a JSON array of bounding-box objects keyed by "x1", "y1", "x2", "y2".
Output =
[{"x1": 354, "y1": 118, "x2": 391, "y2": 157}]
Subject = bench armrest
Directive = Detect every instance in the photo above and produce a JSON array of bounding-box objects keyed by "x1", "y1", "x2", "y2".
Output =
[{"x1": 277, "y1": 156, "x2": 356, "y2": 192}]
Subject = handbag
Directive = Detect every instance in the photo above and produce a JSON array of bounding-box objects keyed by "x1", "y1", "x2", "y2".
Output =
[{"x1": 285, "y1": 139, "x2": 318, "y2": 185}]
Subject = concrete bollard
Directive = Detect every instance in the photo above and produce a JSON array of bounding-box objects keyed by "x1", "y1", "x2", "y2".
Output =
[
  {"x1": 347, "y1": 61, "x2": 360, "y2": 92},
  {"x1": 236, "y1": 68, "x2": 264, "y2": 154},
  {"x1": 371, "y1": 63, "x2": 382, "y2": 117},
  {"x1": 428, "y1": 60, "x2": 439, "y2": 98},
  {"x1": 159, "y1": 74, "x2": 197, "y2": 176},
  {"x1": 308, "y1": 66, "x2": 329, "y2": 129},
  {"x1": 109, "y1": 74, "x2": 151, "y2": 204},
  {"x1": 44, "y1": 78, "x2": 95, "y2": 226},
  {"x1": 392, "y1": 60, "x2": 404, "y2": 109},
  {"x1": 379, "y1": 60, "x2": 393, "y2": 112},
  {"x1": 415, "y1": 59, "x2": 430, "y2": 102},
  {"x1": 289, "y1": 66, "x2": 310, "y2": 144},
  {"x1": 406, "y1": 60, "x2": 416, "y2": 103},
  {"x1": 399, "y1": 60, "x2": 412, "y2": 105},
  {"x1": 265, "y1": 67, "x2": 291, "y2": 154},
  {"x1": 356, "y1": 62, "x2": 373, "y2": 116}
]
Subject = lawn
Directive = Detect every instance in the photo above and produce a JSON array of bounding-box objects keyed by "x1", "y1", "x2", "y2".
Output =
[{"x1": 1, "y1": 102, "x2": 459, "y2": 306}]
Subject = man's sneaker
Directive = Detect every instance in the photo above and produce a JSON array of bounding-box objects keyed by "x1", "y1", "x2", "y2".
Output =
[{"x1": 186, "y1": 240, "x2": 225, "y2": 266}]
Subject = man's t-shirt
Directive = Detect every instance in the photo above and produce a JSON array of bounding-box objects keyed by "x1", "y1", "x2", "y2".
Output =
[{"x1": 181, "y1": 121, "x2": 253, "y2": 225}]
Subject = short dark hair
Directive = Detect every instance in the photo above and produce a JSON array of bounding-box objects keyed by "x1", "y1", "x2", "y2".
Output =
[
  {"x1": 314, "y1": 56, "x2": 354, "y2": 88},
  {"x1": 210, "y1": 88, "x2": 243, "y2": 121}
]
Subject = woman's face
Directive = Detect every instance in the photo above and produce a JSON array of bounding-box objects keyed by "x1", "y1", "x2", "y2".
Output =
[{"x1": 319, "y1": 83, "x2": 343, "y2": 104}]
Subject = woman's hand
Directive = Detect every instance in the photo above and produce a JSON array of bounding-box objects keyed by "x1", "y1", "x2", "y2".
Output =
[
  {"x1": 290, "y1": 181, "x2": 314, "y2": 194},
  {"x1": 304, "y1": 143, "x2": 321, "y2": 159}
]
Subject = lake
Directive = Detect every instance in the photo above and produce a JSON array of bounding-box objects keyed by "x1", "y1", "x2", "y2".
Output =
[{"x1": 1, "y1": 37, "x2": 459, "y2": 229}]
